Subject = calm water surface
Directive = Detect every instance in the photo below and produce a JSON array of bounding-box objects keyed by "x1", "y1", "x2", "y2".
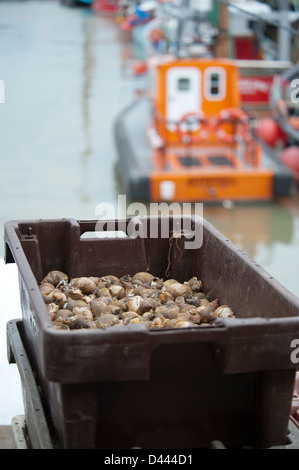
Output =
[{"x1": 0, "y1": 0, "x2": 299, "y2": 424}]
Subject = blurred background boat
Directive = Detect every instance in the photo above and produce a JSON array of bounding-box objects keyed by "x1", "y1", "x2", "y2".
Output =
[{"x1": 114, "y1": 1, "x2": 297, "y2": 202}]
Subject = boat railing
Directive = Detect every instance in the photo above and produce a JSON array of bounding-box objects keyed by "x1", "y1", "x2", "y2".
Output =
[{"x1": 151, "y1": 106, "x2": 261, "y2": 168}]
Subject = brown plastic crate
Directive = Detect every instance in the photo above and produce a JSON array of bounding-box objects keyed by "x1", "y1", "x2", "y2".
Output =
[
  {"x1": 6, "y1": 319, "x2": 299, "y2": 450},
  {"x1": 4, "y1": 216, "x2": 299, "y2": 449}
]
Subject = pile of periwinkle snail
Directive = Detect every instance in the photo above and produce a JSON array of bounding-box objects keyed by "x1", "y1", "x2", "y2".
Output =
[{"x1": 39, "y1": 270, "x2": 235, "y2": 331}]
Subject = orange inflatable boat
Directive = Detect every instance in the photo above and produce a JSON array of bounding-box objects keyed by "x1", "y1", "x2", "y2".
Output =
[{"x1": 115, "y1": 55, "x2": 296, "y2": 202}]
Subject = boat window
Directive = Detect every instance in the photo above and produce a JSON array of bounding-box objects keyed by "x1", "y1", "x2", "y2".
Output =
[
  {"x1": 178, "y1": 78, "x2": 190, "y2": 91},
  {"x1": 210, "y1": 73, "x2": 220, "y2": 95},
  {"x1": 204, "y1": 67, "x2": 226, "y2": 101}
]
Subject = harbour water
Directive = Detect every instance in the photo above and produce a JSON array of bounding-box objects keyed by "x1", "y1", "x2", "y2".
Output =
[{"x1": 0, "y1": 0, "x2": 299, "y2": 425}]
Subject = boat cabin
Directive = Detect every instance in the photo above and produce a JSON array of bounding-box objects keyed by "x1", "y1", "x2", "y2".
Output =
[{"x1": 147, "y1": 55, "x2": 243, "y2": 145}]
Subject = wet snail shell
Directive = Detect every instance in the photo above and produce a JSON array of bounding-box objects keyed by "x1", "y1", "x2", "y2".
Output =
[
  {"x1": 132, "y1": 272, "x2": 155, "y2": 284},
  {"x1": 109, "y1": 284, "x2": 125, "y2": 299},
  {"x1": 55, "y1": 308, "x2": 73, "y2": 322},
  {"x1": 215, "y1": 306, "x2": 235, "y2": 319},
  {"x1": 151, "y1": 279, "x2": 164, "y2": 290},
  {"x1": 132, "y1": 285, "x2": 149, "y2": 297},
  {"x1": 150, "y1": 315, "x2": 169, "y2": 329},
  {"x1": 41, "y1": 270, "x2": 236, "y2": 331},
  {"x1": 95, "y1": 287, "x2": 112, "y2": 298},
  {"x1": 39, "y1": 282, "x2": 55, "y2": 296},
  {"x1": 166, "y1": 282, "x2": 192, "y2": 299},
  {"x1": 71, "y1": 277, "x2": 97, "y2": 294},
  {"x1": 196, "y1": 306, "x2": 216, "y2": 323},
  {"x1": 89, "y1": 277, "x2": 101, "y2": 286},
  {"x1": 119, "y1": 279, "x2": 133, "y2": 292},
  {"x1": 179, "y1": 303, "x2": 195, "y2": 314},
  {"x1": 188, "y1": 276, "x2": 202, "y2": 292},
  {"x1": 159, "y1": 292, "x2": 168, "y2": 304},
  {"x1": 40, "y1": 283, "x2": 56, "y2": 304},
  {"x1": 82, "y1": 294, "x2": 93, "y2": 304},
  {"x1": 163, "y1": 279, "x2": 177, "y2": 288},
  {"x1": 121, "y1": 311, "x2": 141, "y2": 325},
  {"x1": 127, "y1": 295, "x2": 143, "y2": 313},
  {"x1": 188, "y1": 311, "x2": 201, "y2": 324},
  {"x1": 66, "y1": 287, "x2": 84, "y2": 301},
  {"x1": 52, "y1": 321, "x2": 70, "y2": 331},
  {"x1": 138, "y1": 299, "x2": 155, "y2": 314},
  {"x1": 128, "y1": 316, "x2": 142, "y2": 325},
  {"x1": 185, "y1": 297, "x2": 200, "y2": 307},
  {"x1": 65, "y1": 298, "x2": 88, "y2": 311},
  {"x1": 172, "y1": 319, "x2": 195, "y2": 328},
  {"x1": 41, "y1": 270, "x2": 68, "y2": 287},
  {"x1": 190, "y1": 292, "x2": 206, "y2": 301},
  {"x1": 101, "y1": 275, "x2": 120, "y2": 286},
  {"x1": 155, "y1": 305, "x2": 179, "y2": 320},
  {"x1": 90, "y1": 297, "x2": 110, "y2": 316},
  {"x1": 95, "y1": 280, "x2": 109, "y2": 290},
  {"x1": 56, "y1": 279, "x2": 68, "y2": 291},
  {"x1": 106, "y1": 304, "x2": 122, "y2": 316},
  {"x1": 48, "y1": 290, "x2": 67, "y2": 308},
  {"x1": 175, "y1": 296, "x2": 185, "y2": 308},
  {"x1": 116, "y1": 297, "x2": 129, "y2": 312},
  {"x1": 142, "y1": 311, "x2": 155, "y2": 321},
  {"x1": 159, "y1": 291, "x2": 174, "y2": 303},
  {"x1": 73, "y1": 306, "x2": 93, "y2": 323},
  {"x1": 46, "y1": 302, "x2": 59, "y2": 321},
  {"x1": 95, "y1": 313, "x2": 120, "y2": 329},
  {"x1": 63, "y1": 315, "x2": 91, "y2": 329}
]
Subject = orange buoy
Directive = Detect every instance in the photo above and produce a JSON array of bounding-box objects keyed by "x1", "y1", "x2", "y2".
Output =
[
  {"x1": 256, "y1": 118, "x2": 287, "y2": 147},
  {"x1": 149, "y1": 28, "x2": 164, "y2": 44},
  {"x1": 133, "y1": 60, "x2": 147, "y2": 76},
  {"x1": 280, "y1": 146, "x2": 299, "y2": 175}
]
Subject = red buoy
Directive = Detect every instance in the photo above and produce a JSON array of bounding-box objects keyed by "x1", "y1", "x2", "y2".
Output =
[
  {"x1": 121, "y1": 20, "x2": 132, "y2": 31},
  {"x1": 280, "y1": 146, "x2": 299, "y2": 176},
  {"x1": 256, "y1": 118, "x2": 287, "y2": 147}
]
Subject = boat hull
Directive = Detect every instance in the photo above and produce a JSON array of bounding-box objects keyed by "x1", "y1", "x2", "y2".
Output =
[{"x1": 114, "y1": 96, "x2": 296, "y2": 202}]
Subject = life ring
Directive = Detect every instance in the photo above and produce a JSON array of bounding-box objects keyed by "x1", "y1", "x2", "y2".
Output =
[
  {"x1": 176, "y1": 112, "x2": 209, "y2": 144},
  {"x1": 216, "y1": 107, "x2": 251, "y2": 144}
]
